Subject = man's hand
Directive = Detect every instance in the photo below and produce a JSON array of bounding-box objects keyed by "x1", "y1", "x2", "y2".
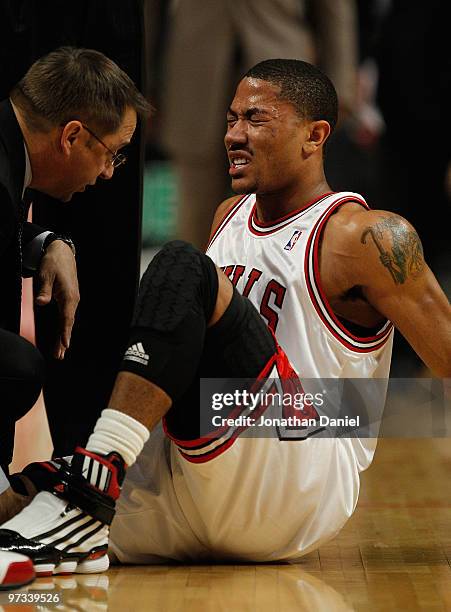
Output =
[{"x1": 35, "y1": 240, "x2": 80, "y2": 359}]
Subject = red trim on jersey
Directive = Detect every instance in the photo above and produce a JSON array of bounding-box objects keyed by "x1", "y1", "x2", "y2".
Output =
[
  {"x1": 248, "y1": 192, "x2": 334, "y2": 237},
  {"x1": 163, "y1": 347, "x2": 296, "y2": 463},
  {"x1": 163, "y1": 419, "x2": 230, "y2": 449},
  {"x1": 178, "y1": 438, "x2": 237, "y2": 464},
  {"x1": 207, "y1": 195, "x2": 249, "y2": 250},
  {"x1": 304, "y1": 197, "x2": 393, "y2": 353}
]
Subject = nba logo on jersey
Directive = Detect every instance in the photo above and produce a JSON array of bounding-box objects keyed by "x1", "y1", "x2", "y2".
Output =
[{"x1": 284, "y1": 229, "x2": 302, "y2": 251}]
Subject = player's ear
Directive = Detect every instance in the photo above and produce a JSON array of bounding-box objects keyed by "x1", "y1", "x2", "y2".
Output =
[{"x1": 303, "y1": 120, "x2": 330, "y2": 156}]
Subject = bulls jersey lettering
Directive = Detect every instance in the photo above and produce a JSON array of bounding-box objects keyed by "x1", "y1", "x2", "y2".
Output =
[
  {"x1": 208, "y1": 190, "x2": 393, "y2": 472},
  {"x1": 111, "y1": 191, "x2": 395, "y2": 566},
  {"x1": 208, "y1": 191, "x2": 393, "y2": 379},
  {"x1": 221, "y1": 265, "x2": 287, "y2": 331}
]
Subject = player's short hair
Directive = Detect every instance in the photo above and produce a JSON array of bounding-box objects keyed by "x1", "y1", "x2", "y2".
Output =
[
  {"x1": 244, "y1": 59, "x2": 338, "y2": 133},
  {"x1": 10, "y1": 46, "x2": 152, "y2": 135}
]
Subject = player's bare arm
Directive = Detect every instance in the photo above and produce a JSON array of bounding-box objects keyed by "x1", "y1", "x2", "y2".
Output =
[{"x1": 321, "y1": 206, "x2": 451, "y2": 376}]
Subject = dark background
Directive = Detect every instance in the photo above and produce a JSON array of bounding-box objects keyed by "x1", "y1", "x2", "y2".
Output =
[{"x1": 0, "y1": 0, "x2": 147, "y2": 455}]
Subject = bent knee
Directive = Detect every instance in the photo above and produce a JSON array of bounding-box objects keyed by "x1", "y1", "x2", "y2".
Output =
[{"x1": 134, "y1": 240, "x2": 218, "y2": 330}]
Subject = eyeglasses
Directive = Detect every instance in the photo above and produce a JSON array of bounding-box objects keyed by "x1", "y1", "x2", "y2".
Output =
[{"x1": 81, "y1": 124, "x2": 127, "y2": 168}]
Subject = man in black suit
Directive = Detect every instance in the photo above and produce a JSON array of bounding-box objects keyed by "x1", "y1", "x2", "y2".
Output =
[{"x1": 0, "y1": 46, "x2": 150, "y2": 517}]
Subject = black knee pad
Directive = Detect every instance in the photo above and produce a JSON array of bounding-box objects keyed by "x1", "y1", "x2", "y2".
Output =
[
  {"x1": 203, "y1": 287, "x2": 277, "y2": 377},
  {"x1": 164, "y1": 288, "x2": 278, "y2": 440},
  {"x1": 120, "y1": 241, "x2": 219, "y2": 400},
  {"x1": 133, "y1": 241, "x2": 218, "y2": 330}
]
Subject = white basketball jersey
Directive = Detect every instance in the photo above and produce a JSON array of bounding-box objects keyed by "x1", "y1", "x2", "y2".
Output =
[
  {"x1": 111, "y1": 191, "x2": 395, "y2": 565},
  {"x1": 207, "y1": 190, "x2": 394, "y2": 380},
  {"x1": 207, "y1": 190, "x2": 393, "y2": 475}
]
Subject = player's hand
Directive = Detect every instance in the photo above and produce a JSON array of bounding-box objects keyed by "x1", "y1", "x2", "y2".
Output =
[{"x1": 35, "y1": 240, "x2": 80, "y2": 359}]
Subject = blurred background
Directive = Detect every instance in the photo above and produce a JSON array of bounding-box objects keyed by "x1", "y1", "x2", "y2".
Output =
[
  {"x1": 142, "y1": 0, "x2": 450, "y2": 377},
  {"x1": 0, "y1": 5, "x2": 449, "y2": 605},
  {"x1": 0, "y1": 0, "x2": 448, "y2": 468}
]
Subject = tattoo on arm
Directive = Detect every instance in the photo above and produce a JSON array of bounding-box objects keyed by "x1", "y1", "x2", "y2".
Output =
[{"x1": 361, "y1": 216, "x2": 424, "y2": 284}]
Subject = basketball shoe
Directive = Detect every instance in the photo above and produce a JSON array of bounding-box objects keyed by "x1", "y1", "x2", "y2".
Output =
[
  {"x1": 0, "y1": 448, "x2": 126, "y2": 576},
  {"x1": 0, "y1": 551, "x2": 35, "y2": 589}
]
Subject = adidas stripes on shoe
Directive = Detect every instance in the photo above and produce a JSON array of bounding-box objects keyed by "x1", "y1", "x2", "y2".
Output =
[{"x1": 0, "y1": 448, "x2": 126, "y2": 576}]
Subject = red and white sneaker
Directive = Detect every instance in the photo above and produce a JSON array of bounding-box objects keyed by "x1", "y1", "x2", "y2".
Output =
[
  {"x1": 0, "y1": 551, "x2": 35, "y2": 590},
  {"x1": 0, "y1": 448, "x2": 126, "y2": 576}
]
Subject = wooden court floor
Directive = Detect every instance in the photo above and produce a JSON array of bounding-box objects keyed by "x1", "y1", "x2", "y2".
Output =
[{"x1": 4, "y1": 438, "x2": 451, "y2": 611}]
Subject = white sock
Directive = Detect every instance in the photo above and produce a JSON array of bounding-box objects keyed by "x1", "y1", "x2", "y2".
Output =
[{"x1": 85, "y1": 409, "x2": 150, "y2": 467}]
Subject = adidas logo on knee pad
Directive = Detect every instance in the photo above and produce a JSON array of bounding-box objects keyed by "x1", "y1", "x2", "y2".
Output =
[{"x1": 124, "y1": 342, "x2": 149, "y2": 366}]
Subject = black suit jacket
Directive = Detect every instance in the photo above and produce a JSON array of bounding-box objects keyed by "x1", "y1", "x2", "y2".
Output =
[
  {"x1": 0, "y1": 1, "x2": 145, "y2": 452},
  {"x1": 0, "y1": 99, "x2": 45, "y2": 332}
]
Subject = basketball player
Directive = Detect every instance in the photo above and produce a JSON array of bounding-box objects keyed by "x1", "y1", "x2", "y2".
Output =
[{"x1": 0, "y1": 60, "x2": 450, "y2": 574}]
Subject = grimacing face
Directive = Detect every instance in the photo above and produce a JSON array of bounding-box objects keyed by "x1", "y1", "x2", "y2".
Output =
[{"x1": 224, "y1": 78, "x2": 306, "y2": 196}]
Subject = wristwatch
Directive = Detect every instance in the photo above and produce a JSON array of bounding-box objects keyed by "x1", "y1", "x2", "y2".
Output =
[{"x1": 42, "y1": 232, "x2": 76, "y2": 257}]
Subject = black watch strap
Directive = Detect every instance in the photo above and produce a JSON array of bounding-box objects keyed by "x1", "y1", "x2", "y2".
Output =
[{"x1": 42, "y1": 233, "x2": 76, "y2": 256}]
